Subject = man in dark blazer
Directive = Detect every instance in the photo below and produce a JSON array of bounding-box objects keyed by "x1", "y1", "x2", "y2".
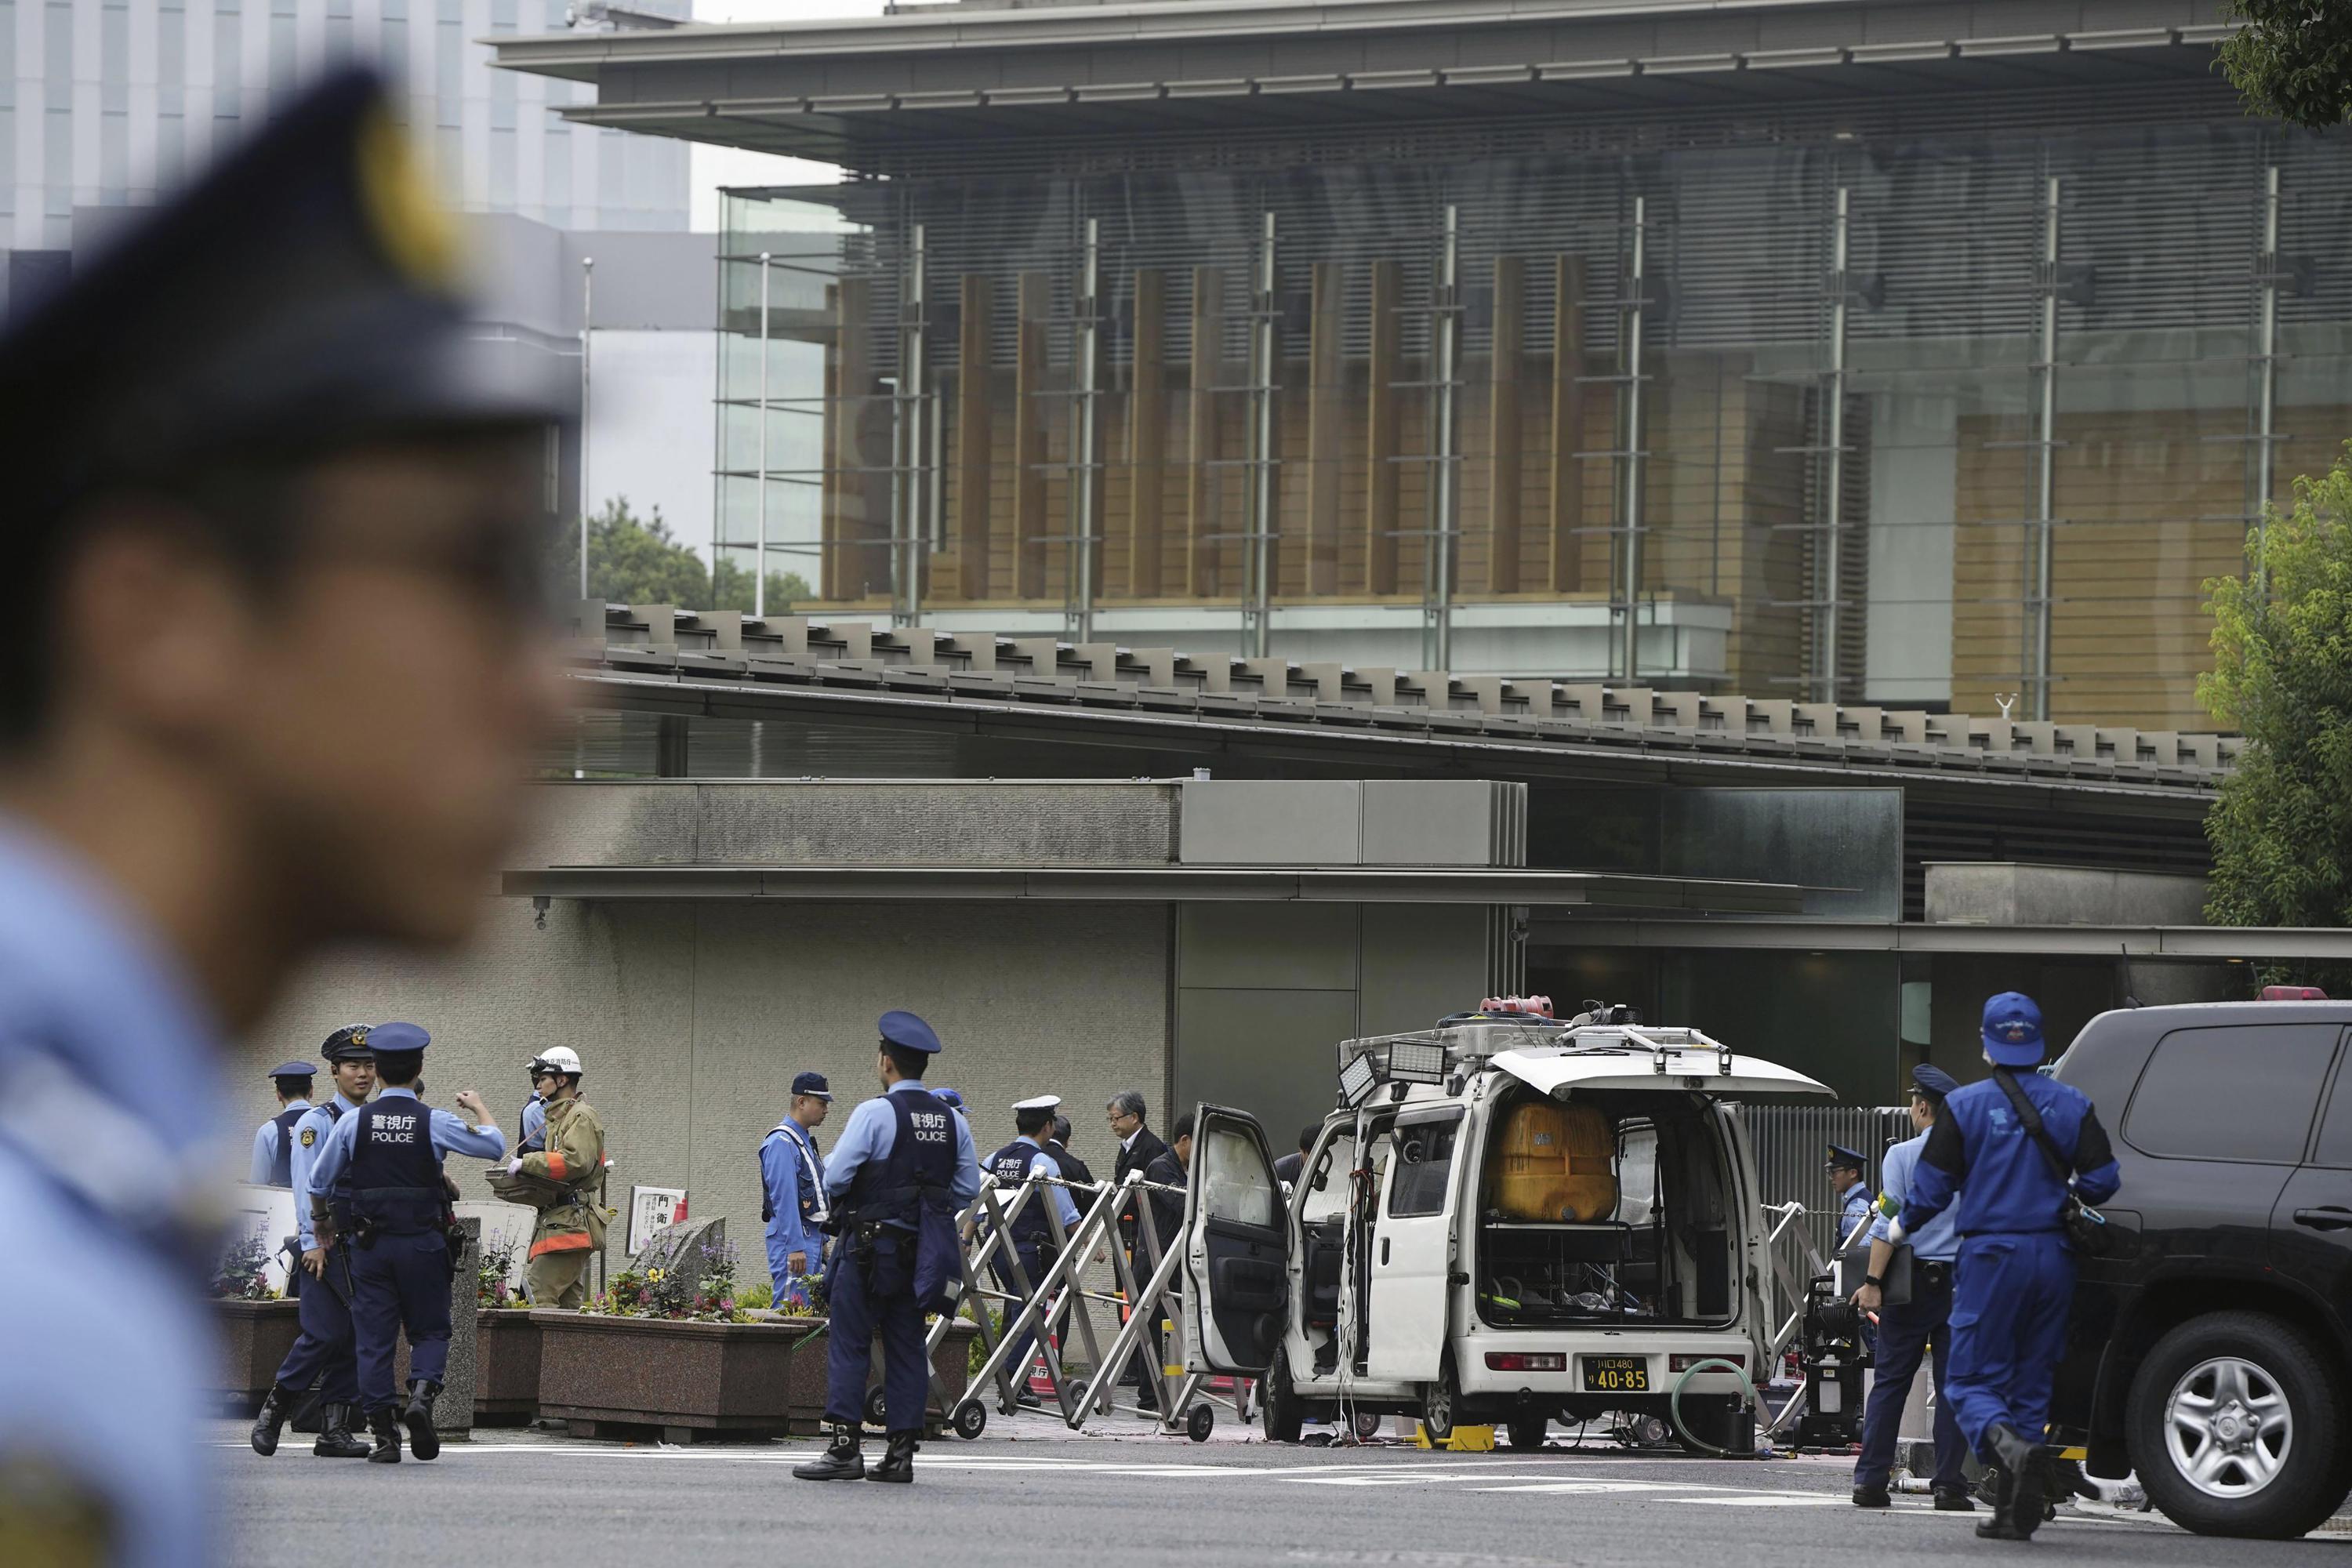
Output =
[{"x1": 1106, "y1": 1091, "x2": 1174, "y2": 1411}]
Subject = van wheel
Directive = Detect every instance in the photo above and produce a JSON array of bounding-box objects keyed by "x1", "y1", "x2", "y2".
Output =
[
  {"x1": 1506, "y1": 1417, "x2": 1546, "y2": 1452},
  {"x1": 1421, "y1": 1359, "x2": 1460, "y2": 1443},
  {"x1": 2128, "y1": 1310, "x2": 2347, "y2": 1538},
  {"x1": 1261, "y1": 1348, "x2": 1305, "y2": 1444}
]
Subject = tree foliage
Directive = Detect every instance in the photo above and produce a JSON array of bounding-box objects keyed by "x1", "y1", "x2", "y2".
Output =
[
  {"x1": 552, "y1": 498, "x2": 811, "y2": 615},
  {"x1": 2201, "y1": 444, "x2": 2352, "y2": 981},
  {"x1": 2219, "y1": 0, "x2": 2352, "y2": 129}
]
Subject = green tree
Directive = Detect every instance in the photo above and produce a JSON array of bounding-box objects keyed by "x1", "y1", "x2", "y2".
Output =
[
  {"x1": 554, "y1": 498, "x2": 811, "y2": 613},
  {"x1": 2219, "y1": 0, "x2": 2352, "y2": 129},
  {"x1": 2200, "y1": 443, "x2": 2352, "y2": 985}
]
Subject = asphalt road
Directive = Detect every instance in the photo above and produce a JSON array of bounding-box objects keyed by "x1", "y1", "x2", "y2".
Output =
[{"x1": 214, "y1": 1416, "x2": 2352, "y2": 1567}]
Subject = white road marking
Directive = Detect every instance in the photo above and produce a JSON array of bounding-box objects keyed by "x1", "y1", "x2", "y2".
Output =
[{"x1": 1682, "y1": 1495, "x2": 1847, "y2": 1508}]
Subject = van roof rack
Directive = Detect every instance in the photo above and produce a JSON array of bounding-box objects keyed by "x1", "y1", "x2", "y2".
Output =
[{"x1": 1338, "y1": 1019, "x2": 1739, "y2": 1083}]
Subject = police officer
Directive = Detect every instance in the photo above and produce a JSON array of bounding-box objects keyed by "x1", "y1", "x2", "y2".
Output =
[
  {"x1": 932, "y1": 1086, "x2": 967, "y2": 1119},
  {"x1": 306, "y1": 1022, "x2": 508, "y2": 1462},
  {"x1": 793, "y1": 1011, "x2": 981, "y2": 1484},
  {"x1": 251, "y1": 1025, "x2": 379, "y2": 1459},
  {"x1": 761, "y1": 1070, "x2": 833, "y2": 1306},
  {"x1": 1851, "y1": 1064, "x2": 1969, "y2": 1511},
  {"x1": 985, "y1": 1094, "x2": 1084, "y2": 1409},
  {"x1": 1892, "y1": 993, "x2": 2122, "y2": 1541},
  {"x1": 251, "y1": 1062, "x2": 320, "y2": 1187},
  {"x1": 1828, "y1": 1142, "x2": 1874, "y2": 1247},
  {"x1": 0, "y1": 66, "x2": 565, "y2": 1561},
  {"x1": 518, "y1": 1069, "x2": 549, "y2": 1152}
]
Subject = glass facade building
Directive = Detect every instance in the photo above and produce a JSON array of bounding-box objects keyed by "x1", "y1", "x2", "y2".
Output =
[{"x1": 712, "y1": 85, "x2": 2350, "y2": 728}]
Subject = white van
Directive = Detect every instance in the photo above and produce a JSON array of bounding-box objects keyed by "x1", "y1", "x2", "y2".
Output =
[{"x1": 1178, "y1": 1011, "x2": 1832, "y2": 1450}]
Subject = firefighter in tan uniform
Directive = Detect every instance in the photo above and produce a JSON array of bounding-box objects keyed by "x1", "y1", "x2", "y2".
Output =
[{"x1": 488, "y1": 1047, "x2": 608, "y2": 1307}]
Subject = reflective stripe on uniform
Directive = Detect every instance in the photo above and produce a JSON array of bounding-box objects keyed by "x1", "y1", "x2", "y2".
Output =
[
  {"x1": 545, "y1": 1149, "x2": 568, "y2": 1180},
  {"x1": 528, "y1": 1232, "x2": 595, "y2": 1258}
]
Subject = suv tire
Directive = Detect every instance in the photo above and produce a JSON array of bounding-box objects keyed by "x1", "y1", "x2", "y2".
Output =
[
  {"x1": 2127, "y1": 1310, "x2": 2347, "y2": 1538},
  {"x1": 1261, "y1": 1348, "x2": 1305, "y2": 1444}
]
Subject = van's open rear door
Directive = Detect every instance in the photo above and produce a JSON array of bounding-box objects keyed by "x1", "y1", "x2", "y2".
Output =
[{"x1": 1181, "y1": 1104, "x2": 1289, "y2": 1377}]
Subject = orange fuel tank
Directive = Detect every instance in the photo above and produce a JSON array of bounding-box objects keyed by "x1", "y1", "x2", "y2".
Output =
[{"x1": 1490, "y1": 1100, "x2": 1618, "y2": 1222}]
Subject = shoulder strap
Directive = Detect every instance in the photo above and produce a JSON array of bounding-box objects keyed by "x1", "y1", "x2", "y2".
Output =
[{"x1": 1991, "y1": 1069, "x2": 2073, "y2": 1185}]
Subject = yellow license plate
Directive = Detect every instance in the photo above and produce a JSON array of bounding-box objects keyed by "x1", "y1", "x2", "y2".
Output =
[{"x1": 1583, "y1": 1356, "x2": 1649, "y2": 1393}]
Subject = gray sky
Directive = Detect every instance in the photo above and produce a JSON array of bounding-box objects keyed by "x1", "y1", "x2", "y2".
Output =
[{"x1": 688, "y1": 0, "x2": 885, "y2": 228}]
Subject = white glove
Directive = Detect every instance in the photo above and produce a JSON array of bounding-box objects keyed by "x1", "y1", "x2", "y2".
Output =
[
  {"x1": 1885, "y1": 1216, "x2": 1908, "y2": 1246},
  {"x1": 507, "y1": 1156, "x2": 524, "y2": 1176}
]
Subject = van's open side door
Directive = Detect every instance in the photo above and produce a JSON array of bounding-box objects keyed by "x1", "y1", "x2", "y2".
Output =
[
  {"x1": 1716, "y1": 1102, "x2": 1774, "y2": 1372},
  {"x1": 1181, "y1": 1103, "x2": 1290, "y2": 1377}
]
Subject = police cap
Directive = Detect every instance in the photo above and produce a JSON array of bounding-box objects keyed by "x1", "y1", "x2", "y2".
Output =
[
  {"x1": 368, "y1": 1022, "x2": 430, "y2": 1054},
  {"x1": 1911, "y1": 1064, "x2": 1961, "y2": 1101},
  {"x1": 878, "y1": 1011, "x2": 942, "y2": 1054},
  {"x1": 0, "y1": 67, "x2": 568, "y2": 550},
  {"x1": 1824, "y1": 1143, "x2": 1867, "y2": 1171},
  {"x1": 267, "y1": 1061, "x2": 317, "y2": 1080},
  {"x1": 321, "y1": 1025, "x2": 376, "y2": 1063},
  {"x1": 790, "y1": 1071, "x2": 832, "y2": 1101},
  {"x1": 1012, "y1": 1094, "x2": 1062, "y2": 1113}
]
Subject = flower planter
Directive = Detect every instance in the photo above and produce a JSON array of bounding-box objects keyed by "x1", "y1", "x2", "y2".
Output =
[
  {"x1": 474, "y1": 1309, "x2": 542, "y2": 1425},
  {"x1": 534, "y1": 1311, "x2": 825, "y2": 1442},
  {"x1": 213, "y1": 1298, "x2": 301, "y2": 1414}
]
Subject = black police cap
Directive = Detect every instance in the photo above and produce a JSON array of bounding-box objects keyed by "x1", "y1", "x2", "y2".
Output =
[{"x1": 0, "y1": 67, "x2": 568, "y2": 528}]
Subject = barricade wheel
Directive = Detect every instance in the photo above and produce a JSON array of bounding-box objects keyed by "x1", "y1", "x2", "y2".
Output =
[
  {"x1": 953, "y1": 1401, "x2": 987, "y2": 1440},
  {"x1": 1187, "y1": 1405, "x2": 1214, "y2": 1443},
  {"x1": 863, "y1": 1387, "x2": 887, "y2": 1427}
]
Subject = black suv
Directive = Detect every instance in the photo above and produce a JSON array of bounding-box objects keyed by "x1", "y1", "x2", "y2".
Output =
[{"x1": 2050, "y1": 1000, "x2": 2352, "y2": 1538}]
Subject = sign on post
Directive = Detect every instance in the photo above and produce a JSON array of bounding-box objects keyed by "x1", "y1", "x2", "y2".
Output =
[{"x1": 627, "y1": 1185, "x2": 688, "y2": 1255}]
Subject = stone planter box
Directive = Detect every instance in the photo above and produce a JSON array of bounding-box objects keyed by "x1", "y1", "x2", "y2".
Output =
[
  {"x1": 214, "y1": 1298, "x2": 302, "y2": 1414},
  {"x1": 534, "y1": 1312, "x2": 826, "y2": 1443},
  {"x1": 474, "y1": 1309, "x2": 542, "y2": 1425}
]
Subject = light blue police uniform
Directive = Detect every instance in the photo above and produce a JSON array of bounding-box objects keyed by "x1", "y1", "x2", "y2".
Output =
[
  {"x1": 305, "y1": 1086, "x2": 507, "y2": 1201},
  {"x1": 250, "y1": 1096, "x2": 313, "y2": 1185},
  {"x1": 520, "y1": 1093, "x2": 547, "y2": 1152},
  {"x1": 1017, "y1": 1137, "x2": 1083, "y2": 1232},
  {"x1": 824, "y1": 1083, "x2": 983, "y2": 1212},
  {"x1": 762, "y1": 1118, "x2": 829, "y2": 1295},
  {"x1": 0, "y1": 821, "x2": 226, "y2": 1568},
  {"x1": 292, "y1": 1094, "x2": 368, "y2": 1250}
]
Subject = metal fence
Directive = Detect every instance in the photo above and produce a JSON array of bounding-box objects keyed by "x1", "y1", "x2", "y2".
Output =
[{"x1": 1740, "y1": 1104, "x2": 1914, "y2": 1262}]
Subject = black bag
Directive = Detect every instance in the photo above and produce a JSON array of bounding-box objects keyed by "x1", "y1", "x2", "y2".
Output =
[
  {"x1": 1876, "y1": 1240, "x2": 1916, "y2": 1308},
  {"x1": 1991, "y1": 1069, "x2": 2121, "y2": 1258}
]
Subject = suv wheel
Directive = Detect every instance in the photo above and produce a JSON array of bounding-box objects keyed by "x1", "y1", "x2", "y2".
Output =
[
  {"x1": 1260, "y1": 1348, "x2": 1305, "y2": 1444},
  {"x1": 2128, "y1": 1310, "x2": 2347, "y2": 1538}
]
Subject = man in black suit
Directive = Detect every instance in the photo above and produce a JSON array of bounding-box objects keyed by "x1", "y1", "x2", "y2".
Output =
[
  {"x1": 1273, "y1": 1124, "x2": 1318, "y2": 1188},
  {"x1": 1107, "y1": 1091, "x2": 1173, "y2": 1412}
]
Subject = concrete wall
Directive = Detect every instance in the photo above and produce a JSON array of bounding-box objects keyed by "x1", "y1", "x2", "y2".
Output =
[
  {"x1": 239, "y1": 898, "x2": 1171, "y2": 1283},
  {"x1": 1924, "y1": 862, "x2": 2209, "y2": 927}
]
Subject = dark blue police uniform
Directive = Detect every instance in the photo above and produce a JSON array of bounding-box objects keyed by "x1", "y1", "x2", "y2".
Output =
[
  {"x1": 793, "y1": 1011, "x2": 981, "y2": 1484},
  {"x1": 986, "y1": 1130, "x2": 1073, "y2": 1385},
  {"x1": 1897, "y1": 993, "x2": 2121, "y2": 1539}
]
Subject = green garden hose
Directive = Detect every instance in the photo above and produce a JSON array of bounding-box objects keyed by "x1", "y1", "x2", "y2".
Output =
[{"x1": 1667, "y1": 1356, "x2": 1756, "y2": 1458}]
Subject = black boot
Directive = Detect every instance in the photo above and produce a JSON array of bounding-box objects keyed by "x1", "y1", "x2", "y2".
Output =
[
  {"x1": 365, "y1": 1406, "x2": 402, "y2": 1465},
  {"x1": 793, "y1": 1425, "x2": 865, "y2": 1482},
  {"x1": 868, "y1": 1432, "x2": 918, "y2": 1483},
  {"x1": 312, "y1": 1403, "x2": 371, "y2": 1459},
  {"x1": 1976, "y1": 1425, "x2": 2042, "y2": 1540},
  {"x1": 249, "y1": 1385, "x2": 295, "y2": 1457},
  {"x1": 1933, "y1": 1487, "x2": 1978, "y2": 1512},
  {"x1": 401, "y1": 1381, "x2": 442, "y2": 1461}
]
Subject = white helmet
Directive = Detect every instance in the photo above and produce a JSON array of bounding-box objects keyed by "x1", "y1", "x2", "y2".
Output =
[{"x1": 528, "y1": 1045, "x2": 584, "y2": 1078}]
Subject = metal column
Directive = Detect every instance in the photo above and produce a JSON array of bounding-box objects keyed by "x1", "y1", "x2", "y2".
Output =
[
  {"x1": 894, "y1": 224, "x2": 929, "y2": 628},
  {"x1": 2253, "y1": 165, "x2": 2281, "y2": 574},
  {"x1": 1618, "y1": 196, "x2": 1648, "y2": 684},
  {"x1": 2030, "y1": 176, "x2": 2061, "y2": 723},
  {"x1": 1243, "y1": 212, "x2": 1278, "y2": 659},
  {"x1": 754, "y1": 250, "x2": 771, "y2": 621},
  {"x1": 1423, "y1": 204, "x2": 1461, "y2": 672},
  {"x1": 1815, "y1": 187, "x2": 1853, "y2": 706},
  {"x1": 579, "y1": 255, "x2": 594, "y2": 599},
  {"x1": 1067, "y1": 216, "x2": 1102, "y2": 641}
]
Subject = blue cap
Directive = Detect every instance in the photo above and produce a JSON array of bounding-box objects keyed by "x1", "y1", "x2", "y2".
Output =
[
  {"x1": 1825, "y1": 1143, "x2": 1867, "y2": 1171},
  {"x1": 1981, "y1": 992, "x2": 2045, "y2": 1068},
  {"x1": 268, "y1": 1061, "x2": 317, "y2": 1080},
  {"x1": 790, "y1": 1071, "x2": 832, "y2": 1101},
  {"x1": 878, "y1": 1010, "x2": 942, "y2": 1054},
  {"x1": 933, "y1": 1087, "x2": 965, "y2": 1111},
  {"x1": 1911, "y1": 1064, "x2": 1961, "y2": 1098},
  {"x1": 368, "y1": 1021, "x2": 431, "y2": 1054}
]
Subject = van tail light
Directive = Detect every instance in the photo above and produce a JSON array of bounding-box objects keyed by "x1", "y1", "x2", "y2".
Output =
[
  {"x1": 2261, "y1": 985, "x2": 2328, "y2": 1000},
  {"x1": 1668, "y1": 1352, "x2": 1745, "y2": 1373},
  {"x1": 1484, "y1": 1352, "x2": 1566, "y2": 1372}
]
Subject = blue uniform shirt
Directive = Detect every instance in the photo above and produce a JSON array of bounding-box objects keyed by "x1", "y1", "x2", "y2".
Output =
[
  {"x1": 1869, "y1": 1130, "x2": 1959, "y2": 1262},
  {"x1": 1900, "y1": 1071, "x2": 2120, "y2": 1238},
  {"x1": 1020, "y1": 1136, "x2": 1083, "y2": 1231},
  {"x1": 521, "y1": 1093, "x2": 546, "y2": 1151},
  {"x1": 292, "y1": 1094, "x2": 366, "y2": 1249},
  {"x1": 305, "y1": 1085, "x2": 507, "y2": 1204},
  {"x1": 1838, "y1": 1178, "x2": 1874, "y2": 1247},
  {"x1": 824, "y1": 1080, "x2": 983, "y2": 1207},
  {"x1": 0, "y1": 820, "x2": 231, "y2": 1568},
  {"x1": 249, "y1": 1099, "x2": 312, "y2": 1185},
  {"x1": 761, "y1": 1117, "x2": 828, "y2": 1287}
]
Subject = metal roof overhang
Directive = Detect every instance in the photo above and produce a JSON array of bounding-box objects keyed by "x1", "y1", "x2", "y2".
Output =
[
  {"x1": 488, "y1": 5, "x2": 2232, "y2": 165},
  {"x1": 1531, "y1": 920, "x2": 2352, "y2": 960},
  {"x1": 503, "y1": 864, "x2": 1807, "y2": 910}
]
